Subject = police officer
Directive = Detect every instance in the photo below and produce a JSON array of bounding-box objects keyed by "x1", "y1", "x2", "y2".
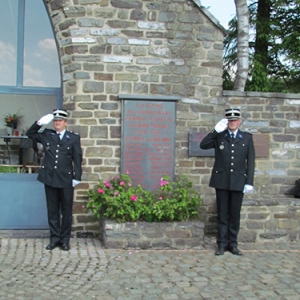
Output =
[
  {"x1": 27, "y1": 109, "x2": 82, "y2": 251},
  {"x1": 200, "y1": 108, "x2": 255, "y2": 256}
]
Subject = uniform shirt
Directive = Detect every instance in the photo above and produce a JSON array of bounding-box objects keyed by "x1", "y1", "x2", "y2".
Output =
[
  {"x1": 27, "y1": 122, "x2": 82, "y2": 188},
  {"x1": 200, "y1": 129, "x2": 255, "y2": 191}
]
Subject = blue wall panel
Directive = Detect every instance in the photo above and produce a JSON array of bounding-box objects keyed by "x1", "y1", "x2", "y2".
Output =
[{"x1": 0, "y1": 174, "x2": 48, "y2": 229}]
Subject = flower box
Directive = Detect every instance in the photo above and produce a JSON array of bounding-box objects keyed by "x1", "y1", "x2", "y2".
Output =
[{"x1": 100, "y1": 218, "x2": 205, "y2": 250}]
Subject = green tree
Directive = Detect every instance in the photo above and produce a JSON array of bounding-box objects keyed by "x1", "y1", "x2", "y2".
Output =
[{"x1": 224, "y1": 0, "x2": 300, "y2": 93}]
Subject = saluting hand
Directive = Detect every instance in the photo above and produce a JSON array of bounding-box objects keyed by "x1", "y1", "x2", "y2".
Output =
[
  {"x1": 37, "y1": 114, "x2": 54, "y2": 126},
  {"x1": 214, "y1": 119, "x2": 228, "y2": 133}
]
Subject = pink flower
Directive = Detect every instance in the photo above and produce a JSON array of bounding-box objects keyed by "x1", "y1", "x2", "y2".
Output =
[
  {"x1": 114, "y1": 191, "x2": 119, "y2": 196},
  {"x1": 120, "y1": 181, "x2": 125, "y2": 186},
  {"x1": 98, "y1": 189, "x2": 104, "y2": 194},
  {"x1": 104, "y1": 181, "x2": 110, "y2": 188},
  {"x1": 160, "y1": 180, "x2": 168, "y2": 186},
  {"x1": 128, "y1": 182, "x2": 132, "y2": 186},
  {"x1": 130, "y1": 195, "x2": 137, "y2": 201},
  {"x1": 126, "y1": 170, "x2": 129, "y2": 174}
]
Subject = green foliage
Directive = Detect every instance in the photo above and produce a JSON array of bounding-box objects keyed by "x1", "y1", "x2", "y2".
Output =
[
  {"x1": 0, "y1": 166, "x2": 18, "y2": 173},
  {"x1": 86, "y1": 173, "x2": 202, "y2": 223},
  {"x1": 4, "y1": 112, "x2": 22, "y2": 127},
  {"x1": 223, "y1": 0, "x2": 300, "y2": 93}
]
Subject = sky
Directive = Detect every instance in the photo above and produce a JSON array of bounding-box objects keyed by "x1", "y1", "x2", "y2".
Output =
[{"x1": 200, "y1": 0, "x2": 236, "y2": 29}]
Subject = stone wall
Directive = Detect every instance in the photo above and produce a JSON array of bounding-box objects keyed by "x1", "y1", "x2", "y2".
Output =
[
  {"x1": 45, "y1": 0, "x2": 225, "y2": 235},
  {"x1": 198, "y1": 91, "x2": 300, "y2": 241},
  {"x1": 44, "y1": 0, "x2": 300, "y2": 242},
  {"x1": 100, "y1": 219, "x2": 205, "y2": 249},
  {"x1": 240, "y1": 197, "x2": 300, "y2": 242}
]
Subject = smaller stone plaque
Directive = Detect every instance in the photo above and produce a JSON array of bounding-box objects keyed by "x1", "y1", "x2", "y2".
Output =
[
  {"x1": 253, "y1": 134, "x2": 269, "y2": 158},
  {"x1": 189, "y1": 132, "x2": 269, "y2": 158},
  {"x1": 189, "y1": 132, "x2": 214, "y2": 157}
]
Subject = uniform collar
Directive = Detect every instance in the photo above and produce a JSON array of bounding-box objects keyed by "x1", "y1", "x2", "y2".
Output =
[
  {"x1": 228, "y1": 129, "x2": 238, "y2": 138},
  {"x1": 57, "y1": 129, "x2": 66, "y2": 138}
]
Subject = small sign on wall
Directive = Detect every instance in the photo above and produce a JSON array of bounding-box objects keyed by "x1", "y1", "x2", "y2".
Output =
[{"x1": 189, "y1": 132, "x2": 269, "y2": 158}]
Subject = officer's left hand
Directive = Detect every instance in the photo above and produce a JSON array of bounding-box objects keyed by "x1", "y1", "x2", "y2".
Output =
[
  {"x1": 243, "y1": 184, "x2": 254, "y2": 193},
  {"x1": 72, "y1": 180, "x2": 81, "y2": 187}
]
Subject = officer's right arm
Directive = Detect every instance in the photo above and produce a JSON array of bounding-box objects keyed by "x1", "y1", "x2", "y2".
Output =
[
  {"x1": 200, "y1": 130, "x2": 218, "y2": 150},
  {"x1": 26, "y1": 122, "x2": 43, "y2": 143}
]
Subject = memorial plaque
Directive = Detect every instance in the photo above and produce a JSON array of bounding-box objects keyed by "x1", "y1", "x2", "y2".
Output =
[
  {"x1": 189, "y1": 132, "x2": 269, "y2": 158},
  {"x1": 120, "y1": 95, "x2": 179, "y2": 191},
  {"x1": 189, "y1": 132, "x2": 215, "y2": 157},
  {"x1": 253, "y1": 134, "x2": 269, "y2": 158}
]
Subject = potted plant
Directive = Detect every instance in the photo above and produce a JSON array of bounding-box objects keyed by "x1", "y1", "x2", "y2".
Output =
[
  {"x1": 86, "y1": 173, "x2": 203, "y2": 249},
  {"x1": 4, "y1": 112, "x2": 23, "y2": 135}
]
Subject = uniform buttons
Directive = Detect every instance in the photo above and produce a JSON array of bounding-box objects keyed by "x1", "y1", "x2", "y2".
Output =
[
  {"x1": 57, "y1": 145, "x2": 60, "y2": 147},
  {"x1": 56, "y1": 150, "x2": 59, "y2": 152},
  {"x1": 231, "y1": 163, "x2": 234, "y2": 165},
  {"x1": 232, "y1": 144, "x2": 234, "y2": 147},
  {"x1": 54, "y1": 166, "x2": 57, "y2": 169},
  {"x1": 55, "y1": 161, "x2": 58, "y2": 163},
  {"x1": 231, "y1": 156, "x2": 234, "y2": 159},
  {"x1": 231, "y1": 150, "x2": 234, "y2": 153},
  {"x1": 230, "y1": 169, "x2": 233, "y2": 172}
]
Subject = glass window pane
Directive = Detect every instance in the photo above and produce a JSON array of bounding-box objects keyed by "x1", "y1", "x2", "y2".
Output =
[
  {"x1": 0, "y1": 0, "x2": 18, "y2": 86},
  {"x1": 23, "y1": 0, "x2": 61, "y2": 87}
]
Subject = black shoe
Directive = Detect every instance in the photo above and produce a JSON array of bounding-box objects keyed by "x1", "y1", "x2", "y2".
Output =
[
  {"x1": 46, "y1": 242, "x2": 60, "y2": 250},
  {"x1": 60, "y1": 243, "x2": 70, "y2": 251},
  {"x1": 215, "y1": 247, "x2": 225, "y2": 255},
  {"x1": 228, "y1": 247, "x2": 242, "y2": 255}
]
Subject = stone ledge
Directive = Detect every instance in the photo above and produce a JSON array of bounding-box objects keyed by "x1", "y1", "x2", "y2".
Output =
[
  {"x1": 100, "y1": 219, "x2": 205, "y2": 250},
  {"x1": 243, "y1": 196, "x2": 300, "y2": 206}
]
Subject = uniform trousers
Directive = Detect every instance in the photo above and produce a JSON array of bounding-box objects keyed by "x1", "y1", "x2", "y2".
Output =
[
  {"x1": 44, "y1": 185, "x2": 74, "y2": 244},
  {"x1": 215, "y1": 189, "x2": 244, "y2": 248}
]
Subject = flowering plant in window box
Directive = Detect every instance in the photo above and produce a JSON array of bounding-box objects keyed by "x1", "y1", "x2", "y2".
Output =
[{"x1": 86, "y1": 172, "x2": 201, "y2": 222}]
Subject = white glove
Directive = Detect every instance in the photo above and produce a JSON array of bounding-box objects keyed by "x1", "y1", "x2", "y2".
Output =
[
  {"x1": 214, "y1": 119, "x2": 228, "y2": 133},
  {"x1": 37, "y1": 114, "x2": 54, "y2": 126},
  {"x1": 72, "y1": 180, "x2": 81, "y2": 187},
  {"x1": 243, "y1": 184, "x2": 254, "y2": 193}
]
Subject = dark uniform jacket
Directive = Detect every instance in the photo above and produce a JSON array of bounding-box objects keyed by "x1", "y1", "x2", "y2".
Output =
[
  {"x1": 27, "y1": 122, "x2": 82, "y2": 188},
  {"x1": 200, "y1": 129, "x2": 255, "y2": 192}
]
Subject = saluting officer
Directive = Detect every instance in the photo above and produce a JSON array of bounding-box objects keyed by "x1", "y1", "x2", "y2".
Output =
[
  {"x1": 27, "y1": 109, "x2": 82, "y2": 251},
  {"x1": 200, "y1": 108, "x2": 255, "y2": 256}
]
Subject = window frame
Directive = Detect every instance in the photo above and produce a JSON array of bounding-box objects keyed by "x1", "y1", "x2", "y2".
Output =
[{"x1": 0, "y1": 0, "x2": 62, "y2": 107}]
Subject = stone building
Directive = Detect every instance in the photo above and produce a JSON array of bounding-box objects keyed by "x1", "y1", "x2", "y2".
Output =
[
  {"x1": 53, "y1": 0, "x2": 300, "y2": 242},
  {"x1": 1, "y1": 0, "x2": 300, "y2": 242},
  {"x1": 43, "y1": 0, "x2": 227, "y2": 235}
]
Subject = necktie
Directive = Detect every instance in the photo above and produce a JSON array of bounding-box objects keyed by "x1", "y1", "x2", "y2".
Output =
[{"x1": 231, "y1": 133, "x2": 234, "y2": 140}]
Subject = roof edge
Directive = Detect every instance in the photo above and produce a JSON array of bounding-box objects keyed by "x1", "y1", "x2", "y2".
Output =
[{"x1": 192, "y1": 0, "x2": 228, "y2": 36}]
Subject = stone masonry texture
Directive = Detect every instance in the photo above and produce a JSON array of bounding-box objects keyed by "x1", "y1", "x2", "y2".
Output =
[{"x1": 43, "y1": 0, "x2": 300, "y2": 242}]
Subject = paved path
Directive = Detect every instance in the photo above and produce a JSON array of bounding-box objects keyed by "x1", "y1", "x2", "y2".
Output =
[{"x1": 0, "y1": 237, "x2": 300, "y2": 300}]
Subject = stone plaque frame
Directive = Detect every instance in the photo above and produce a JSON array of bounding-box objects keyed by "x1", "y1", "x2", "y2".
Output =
[{"x1": 119, "y1": 94, "x2": 180, "y2": 191}]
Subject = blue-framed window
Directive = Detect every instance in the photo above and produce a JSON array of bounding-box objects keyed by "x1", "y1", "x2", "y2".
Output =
[{"x1": 0, "y1": 0, "x2": 62, "y2": 105}]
